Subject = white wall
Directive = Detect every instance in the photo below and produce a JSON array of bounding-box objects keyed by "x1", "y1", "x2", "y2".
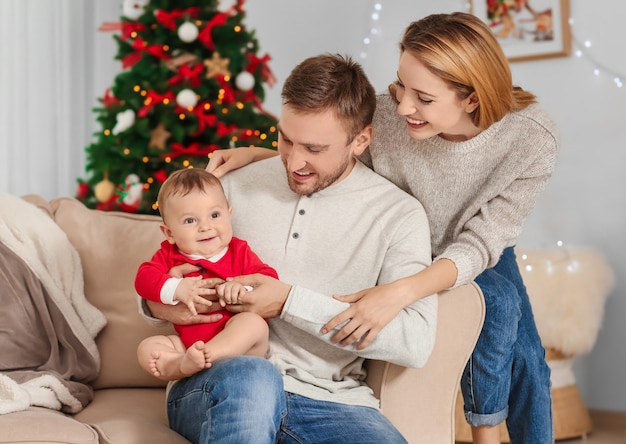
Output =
[{"x1": 2, "y1": 0, "x2": 624, "y2": 411}]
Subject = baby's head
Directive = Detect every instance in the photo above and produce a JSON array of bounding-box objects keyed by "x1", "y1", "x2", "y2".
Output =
[{"x1": 157, "y1": 168, "x2": 233, "y2": 258}]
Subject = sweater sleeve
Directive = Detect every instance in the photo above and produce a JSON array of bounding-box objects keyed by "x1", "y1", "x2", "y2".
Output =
[
  {"x1": 441, "y1": 113, "x2": 560, "y2": 286},
  {"x1": 282, "y1": 286, "x2": 437, "y2": 368},
  {"x1": 442, "y1": 154, "x2": 557, "y2": 286},
  {"x1": 280, "y1": 206, "x2": 437, "y2": 369}
]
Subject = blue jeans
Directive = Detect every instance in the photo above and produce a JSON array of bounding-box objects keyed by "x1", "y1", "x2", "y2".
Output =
[
  {"x1": 167, "y1": 356, "x2": 407, "y2": 444},
  {"x1": 461, "y1": 247, "x2": 553, "y2": 443}
]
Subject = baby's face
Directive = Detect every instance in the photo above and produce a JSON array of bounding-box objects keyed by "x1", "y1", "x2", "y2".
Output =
[{"x1": 161, "y1": 187, "x2": 233, "y2": 258}]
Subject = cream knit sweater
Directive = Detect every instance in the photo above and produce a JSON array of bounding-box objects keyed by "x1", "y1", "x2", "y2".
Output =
[
  {"x1": 362, "y1": 94, "x2": 560, "y2": 286},
  {"x1": 222, "y1": 157, "x2": 437, "y2": 408}
]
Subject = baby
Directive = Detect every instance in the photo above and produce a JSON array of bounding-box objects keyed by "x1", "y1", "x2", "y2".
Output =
[{"x1": 136, "y1": 168, "x2": 277, "y2": 380}]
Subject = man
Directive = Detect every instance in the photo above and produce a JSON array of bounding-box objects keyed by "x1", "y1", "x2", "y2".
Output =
[{"x1": 146, "y1": 54, "x2": 437, "y2": 444}]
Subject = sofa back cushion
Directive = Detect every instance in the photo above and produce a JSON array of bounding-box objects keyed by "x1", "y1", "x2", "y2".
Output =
[{"x1": 49, "y1": 197, "x2": 174, "y2": 389}]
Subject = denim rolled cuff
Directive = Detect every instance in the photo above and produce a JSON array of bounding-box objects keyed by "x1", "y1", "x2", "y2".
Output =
[{"x1": 464, "y1": 406, "x2": 508, "y2": 427}]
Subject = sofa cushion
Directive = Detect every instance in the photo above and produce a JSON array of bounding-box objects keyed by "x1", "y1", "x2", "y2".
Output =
[
  {"x1": 49, "y1": 197, "x2": 175, "y2": 389},
  {"x1": 0, "y1": 406, "x2": 99, "y2": 444},
  {"x1": 74, "y1": 388, "x2": 190, "y2": 444}
]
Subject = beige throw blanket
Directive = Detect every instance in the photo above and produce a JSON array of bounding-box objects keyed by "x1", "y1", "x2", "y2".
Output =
[{"x1": 0, "y1": 194, "x2": 107, "y2": 414}]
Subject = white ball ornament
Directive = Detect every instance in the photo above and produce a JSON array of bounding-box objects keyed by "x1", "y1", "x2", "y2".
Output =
[
  {"x1": 235, "y1": 71, "x2": 255, "y2": 91},
  {"x1": 122, "y1": 0, "x2": 148, "y2": 21},
  {"x1": 178, "y1": 22, "x2": 199, "y2": 43},
  {"x1": 176, "y1": 89, "x2": 198, "y2": 108}
]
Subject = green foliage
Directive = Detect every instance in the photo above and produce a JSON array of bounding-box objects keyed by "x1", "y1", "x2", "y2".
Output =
[{"x1": 78, "y1": 0, "x2": 277, "y2": 214}]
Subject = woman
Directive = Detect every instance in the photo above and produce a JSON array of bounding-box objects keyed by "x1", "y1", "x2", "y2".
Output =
[{"x1": 207, "y1": 12, "x2": 558, "y2": 443}]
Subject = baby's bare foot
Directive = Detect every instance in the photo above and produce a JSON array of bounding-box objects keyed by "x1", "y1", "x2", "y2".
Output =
[
  {"x1": 149, "y1": 351, "x2": 164, "y2": 377},
  {"x1": 180, "y1": 341, "x2": 211, "y2": 376}
]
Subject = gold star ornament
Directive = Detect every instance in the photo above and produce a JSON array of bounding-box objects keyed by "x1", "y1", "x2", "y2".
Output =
[
  {"x1": 204, "y1": 52, "x2": 231, "y2": 79},
  {"x1": 149, "y1": 122, "x2": 172, "y2": 150}
]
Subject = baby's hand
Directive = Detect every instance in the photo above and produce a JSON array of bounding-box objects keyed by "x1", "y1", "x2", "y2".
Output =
[
  {"x1": 175, "y1": 276, "x2": 214, "y2": 315},
  {"x1": 217, "y1": 280, "x2": 252, "y2": 306}
]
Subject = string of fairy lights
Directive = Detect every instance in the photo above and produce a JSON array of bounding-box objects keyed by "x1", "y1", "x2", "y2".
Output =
[
  {"x1": 358, "y1": 2, "x2": 383, "y2": 61},
  {"x1": 358, "y1": 1, "x2": 623, "y2": 89},
  {"x1": 572, "y1": 29, "x2": 624, "y2": 88}
]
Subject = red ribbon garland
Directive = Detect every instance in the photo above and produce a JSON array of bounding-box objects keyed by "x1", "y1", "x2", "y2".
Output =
[
  {"x1": 98, "y1": 22, "x2": 146, "y2": 41},
  {"x1": 168, "y1": 64, "x2": 204, "y2": 88},
  {"x1": 98, "y1": 22, "x2": 121, "y2": 32},
  {"x1": 138, "y1": 90, "x2": 175, "y2": 118},
  {"x1": 102, "y1": 88, "x2": 120, "y2": 108},
  {"x1": 122, "y1": 22, "x2": 147, "y2": 40},
  {"x1": 154, "y1": 170, "x2": 168, "y2": 184},
  {"x1": 246, "y1": 53, "x2": 277, "y2": 87},
  {"x1": 242, "y1": 90, "x2": 279, "y2": 121},
  {"x1": 122, "y1": 38, "x2": 171, "y2": 69},
  {"x1": 215, "y1": 75, "x2": 235, "y2": 103},
  {"x1": 168, "y1": 142, "x2": 220, "y2": 159},
  {"x1": 154, "y1": 7, "x2": 200, "y2": 30},
  {"x1": 237, "y1": 128, "x2": 258, "y2": 141},
  {"x1": 185, "y1": 101, "x2": 219, "y2": 137},
  {"x1": 197, "y1": 13, "x2": 229, "y2": 50},
  {"x1": 217, "y1": 122, "x2": 238, "y2": 137}
]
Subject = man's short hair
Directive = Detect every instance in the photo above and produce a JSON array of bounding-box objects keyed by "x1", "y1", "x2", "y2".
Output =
[{"x1": 281, "y1": 53, "x2": 376, "y2": 143}]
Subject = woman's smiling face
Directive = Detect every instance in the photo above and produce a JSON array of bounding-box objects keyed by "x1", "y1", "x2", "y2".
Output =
[{"x1": 395, "y1": 52, "x2": 480, "y2": 142}]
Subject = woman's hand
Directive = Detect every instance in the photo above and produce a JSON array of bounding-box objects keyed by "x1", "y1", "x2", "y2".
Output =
[
  {"x1": 322, "y1": 282, "x2": 409, "y2": 350},
  {"x1": 206, "y1": 147, "x2": 276, "y2": 178},
  {"x1": 324, "y1": 262, "x2": 457, "y2": 349}
]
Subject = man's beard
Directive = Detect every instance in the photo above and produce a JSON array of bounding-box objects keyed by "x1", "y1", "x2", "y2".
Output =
[{"x1": 284, "y1": 155, "x2": 352, "y2": 196}]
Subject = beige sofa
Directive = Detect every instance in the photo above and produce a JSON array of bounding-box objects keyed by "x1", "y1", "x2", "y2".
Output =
[{"x1": 0, "y1": 195, "x2": 484, "y2": 444}]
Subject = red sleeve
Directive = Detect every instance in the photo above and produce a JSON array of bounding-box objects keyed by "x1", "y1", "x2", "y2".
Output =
[{"x1": 135, "y1": 241, "x2": 177, "y2": 302}]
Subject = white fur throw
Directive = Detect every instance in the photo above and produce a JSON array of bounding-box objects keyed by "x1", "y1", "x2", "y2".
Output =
[
  {"x1": 0, "y1": 373, "x2": 83, "y2": 415},
  {"x1": 517, "y1": 248, "x2": 615, "y2": 357}
]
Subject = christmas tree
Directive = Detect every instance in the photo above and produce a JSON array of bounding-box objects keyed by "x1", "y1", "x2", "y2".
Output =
[{"x1": 77, "y1": 0, "x2": 278, "y2": 214}]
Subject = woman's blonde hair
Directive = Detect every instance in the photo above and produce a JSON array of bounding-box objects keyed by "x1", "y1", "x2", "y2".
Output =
[{"x1": 393, "y1": 12, "x2": 536, "y2": 129}]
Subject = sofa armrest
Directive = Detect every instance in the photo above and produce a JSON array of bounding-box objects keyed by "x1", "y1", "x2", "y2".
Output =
[{"x1": 366, "y1": 282, "x2": 485, "y2": 444}]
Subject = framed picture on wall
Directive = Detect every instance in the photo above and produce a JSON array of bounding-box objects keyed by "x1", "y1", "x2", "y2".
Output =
[{"x1": 471, "y1": 0, "x2": 571, "y2": 62}]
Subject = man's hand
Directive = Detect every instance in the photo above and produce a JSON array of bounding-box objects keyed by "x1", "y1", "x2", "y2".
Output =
[
  {"x1": 147, "y1": 299, "x2": 224, "y2": 326},
  {"x1": 223, "y1": 274, "x2": 291, "y2": 319},
  {"x1": 168, "y1": 263, "x2": 202, "y2": 278},
  {"x1": 150, "y1": 265, "x2": 227, "y2": 324}
]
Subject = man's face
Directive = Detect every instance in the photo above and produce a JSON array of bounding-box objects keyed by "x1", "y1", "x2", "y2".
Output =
[{"x1": 277, "y1": 106, "x2": 369, "y2": 196}]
